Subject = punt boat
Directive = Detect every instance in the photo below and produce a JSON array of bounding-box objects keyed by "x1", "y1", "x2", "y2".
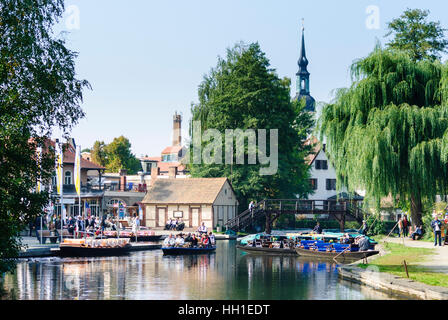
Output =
[{"x1": 59, "y1": 238, "x2": 131, "y2": 257}]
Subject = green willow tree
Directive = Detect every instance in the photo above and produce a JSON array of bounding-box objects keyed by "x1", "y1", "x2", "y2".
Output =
[
  {"x1": 0, "y1": 0, "x2": 89, "y2": 275},
  {"x1": 319, "y1": 47, "x2": 448, "y2": 228},
  {"x1": 188, "y1": 42, "x2": 314, "y2": 218},
  {"x1": 385, "y1": 8, "x2": 448, "y2": 61},
  {"x1": 91, "y1": 136, "x2": 141, "y2": 174}
]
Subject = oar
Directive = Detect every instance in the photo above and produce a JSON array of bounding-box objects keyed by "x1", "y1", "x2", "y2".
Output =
[{"x1": 332, "y1": 246, "x2": 351, "y2": 263}]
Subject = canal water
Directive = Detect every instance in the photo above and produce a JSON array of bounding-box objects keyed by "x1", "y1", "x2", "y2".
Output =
[{"x1": 1, "y1": 240, "x2": 397, "y2": 300}]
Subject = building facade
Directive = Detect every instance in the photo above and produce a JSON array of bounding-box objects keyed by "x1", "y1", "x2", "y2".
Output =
[{"x1": 142, "y1": 177, "x2": 238, "y2": 230}]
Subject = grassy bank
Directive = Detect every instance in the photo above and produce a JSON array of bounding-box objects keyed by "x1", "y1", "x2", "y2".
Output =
[{"x1": 358, "y1": 241, "x2": 448, "y2": 287}]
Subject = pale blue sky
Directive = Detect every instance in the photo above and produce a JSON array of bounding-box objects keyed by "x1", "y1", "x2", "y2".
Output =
[{"x1": 56, "y1": 0, "x2": 448, "y2": 157}]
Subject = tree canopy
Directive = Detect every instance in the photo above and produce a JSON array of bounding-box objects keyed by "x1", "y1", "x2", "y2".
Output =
[
  {"x1": 188, "y1": 42, "x2": 314, "y2": 212},
  {"x1": 0, "y1": 0, "x2": 89, "y2": 274},
  {"x1": 90, "y1": 136, "x2": 142, "y2": 174},
  {"x1": 319, "y1": 46, "x2": 448, "y2": 227},
  {"x1": 385, "y1": 8, "x2": 448, "y2": 61}
]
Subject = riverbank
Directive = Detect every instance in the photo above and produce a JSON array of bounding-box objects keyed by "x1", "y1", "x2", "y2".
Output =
[{"x1": 338, "y1": 236, "x2": 448, "y2": 299}]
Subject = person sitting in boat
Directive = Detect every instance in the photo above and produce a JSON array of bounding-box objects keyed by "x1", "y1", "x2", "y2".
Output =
[
  {"x1": 197, "y1": 222, "x2": 207, "y2": 235},
  {"x1": 191, "y1": 234, "x2": 199, "y2": 247},
  {"x1": 313, "y1": 222, "x2": 322, "y2": 234},
  {"x1": 184, "y1": 232, "x2": 192, "y2": 243},
  {"x1": 201, "y1": 234, "x2": 210, "y2": 248},
  {"x1": 175, "y1": 234, "x2": 185, "y2": 247},
  {"x1": 164, "y1": 234, "x2": 175, "y2": 247},
  {"x1": 340, "y1": 233, "x2": 351, "y2": 244},
  {"x1": 208, "y1": 232, "x2": 216, "y2": 246}
]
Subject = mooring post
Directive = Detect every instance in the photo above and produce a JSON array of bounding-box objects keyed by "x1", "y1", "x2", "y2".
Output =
[{"x1": 403, "y1": 260, "x2": 409, "y2": 278}]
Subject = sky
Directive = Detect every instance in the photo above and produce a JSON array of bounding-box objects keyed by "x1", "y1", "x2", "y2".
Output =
[{"x1": 54, "y1": 0, "x2": 448, "y2": 157}]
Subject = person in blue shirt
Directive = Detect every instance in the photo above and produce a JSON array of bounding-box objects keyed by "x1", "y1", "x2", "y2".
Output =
[{"x1": 431, "y1": 214, "x2": 443, "y2": 247}]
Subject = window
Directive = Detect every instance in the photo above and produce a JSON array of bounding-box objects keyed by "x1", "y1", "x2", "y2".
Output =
[
  {"x1": 64, "y1": 171, "x2": 72, "y2": 185},
  {"x1": 326, "y1": 179, "x2": 336, "y2": 191},
  {"x1": 52, "y1": 172, "x2": 57, "y2": 187},
  {"x1": 315, "y1": 160, "x2": 328, "y2": 170},
  {"x1": 309, "y1": 179, "x2": 318, "y2": 190}
]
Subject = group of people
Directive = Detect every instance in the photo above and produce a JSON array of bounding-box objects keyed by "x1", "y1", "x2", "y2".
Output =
[
  {"x1": 163, "y1": 232, "x2": 216, "y2": 248},
  {"x1": 164, "y1": 218, "x2": 185, "y2": 231}
]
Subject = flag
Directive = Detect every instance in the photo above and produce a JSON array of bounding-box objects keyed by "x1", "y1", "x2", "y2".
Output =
[
  {"x1": 74, "y1": 145, "x2": 81, "y2": 196},
  {"x1": 85, "y1": 202, "x2": 91, "y2": 216},
  {"x1": 55, "y1": 142, "x2": 64, "y2": 195}
]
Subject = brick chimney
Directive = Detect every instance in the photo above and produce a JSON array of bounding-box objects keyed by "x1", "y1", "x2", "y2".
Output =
[
  {"x1": 151, "y1": 166, "x2": 160, "y2": 183},
  {"x1": 173, "y1": 112, "x2": 182, "y2": 146},
  {"x1": 168, "y1": 166, "x2": 177, "y2": 179},
  {"x1": 119, "y1": 169, "x2": 127, "y2": 191}
]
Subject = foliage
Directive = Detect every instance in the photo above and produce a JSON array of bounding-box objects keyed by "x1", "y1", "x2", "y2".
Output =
[
  {"x1": 364, "y1": 213, "x2": 387, "y2": 235},
  {"x1": 319, "y1": 46, "x2": 448, "y2": 229},
  {"x1": 385, "y1": 8, "x2": 448, "y2": 61},
  {"x1": 91, "y1": 136, "x2": 141, "y2": 174},
  {"x1": 188, "y1": 42, "x2": 315, "y2": 210},
  {"x1": 0, "y1": 0, "x2": 89, "y2": 274},
  {"x1": 358, "y1": 242, "x2": 448, "y2": 288}
]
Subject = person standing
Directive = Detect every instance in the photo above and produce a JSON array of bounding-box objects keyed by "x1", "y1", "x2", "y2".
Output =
[
  {"x1": 431, "y1": 215, "x2": 443, "y2": 247},
  {"x1": 398, "y1": 217, "x2": 403, "y2": 237},
  {"x1": 402, "y1": 215, "x2": 409, "y2": 237},
  {"x1": 312, "y1": 222, "x2": 322, "y2": 234},
  {"x1": 360, "y1": 220, "x2": 368, "y2": 236},
  {"x1": 249, "y1": 201, "x2": 255, "y2": 218}
]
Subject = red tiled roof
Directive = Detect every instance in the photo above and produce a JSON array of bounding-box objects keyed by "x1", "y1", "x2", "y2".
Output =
[
  {"x1": 44, "y1": 139, "x2": 105, "y2": 170},
  {"x1": 305, "y1": 136, "x2": 321, "y2": 165},
  {"x1": 161, "y1": 145, "x2": 183, "y2": 155}
]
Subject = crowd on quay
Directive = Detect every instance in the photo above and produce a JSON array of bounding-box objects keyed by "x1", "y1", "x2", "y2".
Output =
[{"x1": 29, "y1": 213, "x2": 141, "y2": 238}]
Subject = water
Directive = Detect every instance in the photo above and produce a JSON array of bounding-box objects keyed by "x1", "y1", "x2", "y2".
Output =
[{"x1": 1, "y1": 240, "x2": 397, "y2": 300}]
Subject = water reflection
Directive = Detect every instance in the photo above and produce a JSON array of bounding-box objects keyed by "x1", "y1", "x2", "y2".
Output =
[{"x1": 2, "y1": 241, "x2": 396, "y2": 300}]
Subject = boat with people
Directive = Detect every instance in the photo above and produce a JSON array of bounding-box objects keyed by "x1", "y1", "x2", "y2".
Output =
[
  {"x1": 102, "y1": 229, "x2": 163, "y2": 242},
  {"x1": 294, "y1": 239, "x2": 379, "y2": 263},
  {"x1": 237, "y1": 234, "x2": 297, "y2": 255},
  {"x1": 59, "y1": 238, "x2": 132, "y2": 257}
]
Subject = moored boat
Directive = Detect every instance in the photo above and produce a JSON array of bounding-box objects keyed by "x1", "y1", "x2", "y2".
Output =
[
  {"x1": 236, "y1": 244, "x2": 296, "y2": 255},
  {"x1": 59, "y1": 238, "x2": 132, "y2": 257},
  {"x1": 162, "y1": 246, "x2": 216, "y2": 255},
  {"x1": 294, "y1": 247, "x2": 379, "y2": 263}
]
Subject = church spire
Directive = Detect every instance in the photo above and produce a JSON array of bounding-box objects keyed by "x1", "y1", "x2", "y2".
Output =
[{"x1": 294, "y1": 19, "x2": 315, "y2": 112}]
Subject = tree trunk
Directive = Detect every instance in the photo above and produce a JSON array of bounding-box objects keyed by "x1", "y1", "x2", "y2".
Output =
[
  {"x1": 410, "y1": 194, "x2": 423, "y2": 229},
  {"x1": 265, "y1": 212, "x2": 272, "y2": 234}
]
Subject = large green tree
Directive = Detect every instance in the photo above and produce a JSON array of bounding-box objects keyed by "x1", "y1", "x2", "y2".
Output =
[
  {"x1": 91, "y1": 136, "x2": 141, "y2": 174},
  {"x1": 188, "y1": 42, "x2": 314, "y2": 217},
  {"x1": 0, "y1": 0, "x2": 89, "y2": 275},
  {"x1": 319, "y1": 47, "x2": 448, "y2": 228},
  {"x1": 385, "y1": 8, "x2": 448, "y2": 61}
]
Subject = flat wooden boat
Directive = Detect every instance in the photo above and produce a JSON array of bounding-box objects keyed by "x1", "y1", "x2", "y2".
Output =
[
  {"x1": 162, "y1": 246, "x2": 216, "y2": 255},
  {"x1": 294, "y1": 247, "x2": 379, "y2": 263},
  {"x1": 59, "y1": 238, "x2": 131, "y2": 257},
  {"x1": 236, "y1": 244, "x2": 297, "y2": 255}
]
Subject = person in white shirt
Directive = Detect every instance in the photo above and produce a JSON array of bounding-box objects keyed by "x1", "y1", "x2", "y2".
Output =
[
  {"x1": 175, "y1": 234, "x2": 185, "y2": 247},
  {"x1": 164, "y1": 234, "x2": 175, "y2": 247},
  {"x1": 198, "y1": 222, "x2": 207, "y2": 234}
]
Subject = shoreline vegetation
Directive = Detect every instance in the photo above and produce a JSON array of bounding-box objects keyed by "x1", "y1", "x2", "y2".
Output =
[{"x1": 358, "y1": 237, "x2": 448, "y2": 288}]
